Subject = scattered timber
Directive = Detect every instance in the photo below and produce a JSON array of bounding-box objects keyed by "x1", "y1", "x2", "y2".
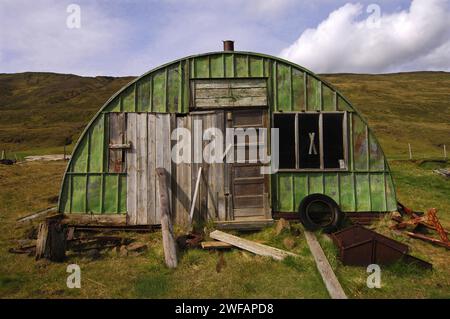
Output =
[
  {"x1": 156, "y1": 167, "x2": 178, "y2": 268},
  {"x1": 209, "y1": 230, "x2": 297, "y2": 260},
  {"x1": 35, "y1": 220, "x2": 67, "y2": 262},
  {"x1": 201, "y1": 241, "x2": 234, "y2": 249},
  {"x1": 304, "y1": 231, "x2": 347, "y2": 299},
  {"x1": 17, "y1": 206, "x2": 57, "y2": 223}
]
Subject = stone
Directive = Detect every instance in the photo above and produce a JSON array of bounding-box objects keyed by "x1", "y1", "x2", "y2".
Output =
[
  {"x1": 119, "y1": 245, "x2": 128, "y2": 257},
  {"x1": 275, "y1": 218, "x2": 291, "y2": 236},
  {"x1": 126, "y1": 242, "x2": 148, "y2": 253},
  {"x1": 283, "y1": 237, "x2": 296, "y2": 250}
]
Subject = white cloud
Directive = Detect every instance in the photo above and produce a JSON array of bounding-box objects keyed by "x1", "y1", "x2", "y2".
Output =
[
  {"x1": 0, "y1": 0, "x2": 128, "y2": 75},
  {"x1": 280, "y1": 0, "x2": 450, "y2": 73}
]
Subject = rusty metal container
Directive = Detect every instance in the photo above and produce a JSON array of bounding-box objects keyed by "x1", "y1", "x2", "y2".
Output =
[{"x1": 331, "y1": 225, "x2": 409, "y2": 266}]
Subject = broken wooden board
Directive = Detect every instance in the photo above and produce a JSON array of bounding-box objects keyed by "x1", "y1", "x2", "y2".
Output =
[
  {"x1": 17, "y1": 206, "x2": 57, "y2": 223},
  {"x1": 209, "y1": 230, "x2": 297, "y2": 261},
  {"x1": 201, "y1": 241, "x2": 234, "y2": 249},
  {"x1": 304, "y1": 231, "x2": 347, "y2": 299}
]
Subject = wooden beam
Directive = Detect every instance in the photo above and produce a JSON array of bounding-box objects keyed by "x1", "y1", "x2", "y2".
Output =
[
  {"x1": 304, "y1": 231, "x2": 347, "y2": 299},
  {"x1": 109, "y1": 143, "x2": 132, "y2": 149},
  {"x1": 209, "y1": 230, "x2": 297, "y2": 261},
  {"x1": 201, "y1": 241, "x2": 234, "y2": 249},
  {"x1": 17, "y1": 206, "x2": 57, "y2": 223},
  {"x1": 156, "y1": 167, "x2": 178, "y2": 268},
  {"x1": 60, "y1": 214, "x2": 127, "y2": 227}
]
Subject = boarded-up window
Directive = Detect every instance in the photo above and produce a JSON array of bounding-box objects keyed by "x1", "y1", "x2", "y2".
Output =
[
  {"x1": 191, "y1": 78, "x2": 267, "y2": 109},
  {"x1": 108, "y1": 113, "x2": 127, "y2": 173}
]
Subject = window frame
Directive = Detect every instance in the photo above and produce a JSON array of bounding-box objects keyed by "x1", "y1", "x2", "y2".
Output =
[{"x1": 272, "y1": 111, "x2": 349, "y2": 172}]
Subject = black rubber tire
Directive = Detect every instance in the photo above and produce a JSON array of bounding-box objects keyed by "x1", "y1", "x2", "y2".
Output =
[{"x1": 299, "y1": 194, "x2": 344, "y2": 233}]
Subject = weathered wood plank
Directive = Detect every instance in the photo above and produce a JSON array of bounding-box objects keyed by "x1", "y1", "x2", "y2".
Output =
[
  {"x1": 195, "y1": 96, "x2": 267, "y2": 108},
  {"x1": 136, "y1": 113, "x2": 148, "y2": 224},
  {"x1": 209, "y1": 230, "x2": 296, "y2": 260},
  {"x1": 148, "y1": 114, "x2": 157, "y2": 224},
  {"x1": 17, "y1": 206, "x2": 57, "y2": 223},
  {"x1": 196, "y1": 87, "x2": 267, "y2": 99},
  {"x1": 108, "y1": 113, "x2": 126, "y2": 173},
  {"x1": 156, "y1": 167, "x2": 178, "y2": 268},
  {"x1": 175, "y1": 116, "x2": 191, "y2": 228},
  {"x1": 109, "y1": 143, "x2": 131, "y2": 149},
  {"x1": 126, "y1": 113, "x2": 138, "y2": 225},
  {"x1": 201, "y1": 241, "x2": 234, "y2": 249},
  {"x1": 304, "y1": 231, "x2": 347, "y2": 299},
  {"x1": 195, "y1": 79, "x2": 267, "y2": 89}
]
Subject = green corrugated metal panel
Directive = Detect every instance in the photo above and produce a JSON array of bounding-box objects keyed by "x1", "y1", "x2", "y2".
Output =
[
  {"x1": 355, "y1": 173, "x2": 371, "y2": 211},
  {"x1": 322, "y1": 84, "x2": 336, "y2": 111},
  {"x1": 274, "y1": 170, "x2": 395, "y2": 213},
  {"x1": 307, "y1": 74, "x2": 321, "y2": 111},
  {"x1": 58, "y1": 51, "x2": 397, "y2": 216},
  {"x1": 87, "y1": 175, "x2": 102, "y2": 213},
  {"x1": 353, "y1": 114, "x2": 369, "y2": 171},
  {"x1": 339, "y1": 173, "x2": 356, "y2": 211},
  {"x1": 292, "y1": 68, "x2": 305, "y2": 111},
  {"x1": 88, "y1": 116, "x2": 104, "y2": 172},
  {"x1": 277, "y1": 63, "x2": 291, "y2": 111},
  {"x1": 137, "y1": 77, "x2": 151, "y2": 112}
]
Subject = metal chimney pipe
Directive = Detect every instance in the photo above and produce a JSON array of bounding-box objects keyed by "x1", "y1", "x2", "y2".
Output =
[{"x1": 223, "y1": 40, "x2": 234, "y2": 51}]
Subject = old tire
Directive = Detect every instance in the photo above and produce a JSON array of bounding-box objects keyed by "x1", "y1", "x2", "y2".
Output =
[{"x1": 299, "y1": 194, "x2": 344, "y2": 233}]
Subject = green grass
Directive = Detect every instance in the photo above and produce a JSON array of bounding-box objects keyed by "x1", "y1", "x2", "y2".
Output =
[{"x1": 0, "y1": 159, "x2": 449, "y2": 298}]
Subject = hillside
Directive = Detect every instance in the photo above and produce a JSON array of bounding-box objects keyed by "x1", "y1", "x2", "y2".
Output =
[
  {"x1": 0, "y1": 72, "x2": 134, "y2": 152},
  {"x1": 0, "y1": 71, "x2": 449, "y2": 159}
]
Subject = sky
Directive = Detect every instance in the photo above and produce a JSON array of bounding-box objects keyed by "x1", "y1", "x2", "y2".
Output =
[{"x1": 0, "y1": 0, "x2": 449, "y2": 76}]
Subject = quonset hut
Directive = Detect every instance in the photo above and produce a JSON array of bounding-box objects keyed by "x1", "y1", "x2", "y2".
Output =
[{"x1": 58, "y1": 41, "x2": 396, "y2": 231}]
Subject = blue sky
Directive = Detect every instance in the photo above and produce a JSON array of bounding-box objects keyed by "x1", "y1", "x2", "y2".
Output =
[{"x1": 0, "y1": 0, "x2": 449, "y2": 76}]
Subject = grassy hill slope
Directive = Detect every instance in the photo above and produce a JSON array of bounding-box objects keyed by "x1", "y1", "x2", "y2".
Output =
[
  {"x1": 321, "y1": 72, "x2": 450, "y2": 158},
  {"x1": 0, "y1": 72, "x2": 134, "y2": 153},
  {"x1": 0, "y1": 71, "x2": 449, "y2": 159}
]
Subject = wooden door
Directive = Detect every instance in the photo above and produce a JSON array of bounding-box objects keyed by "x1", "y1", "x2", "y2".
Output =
[{"x1": 229, "y1": 109, "x2": 270, "y2": 220}]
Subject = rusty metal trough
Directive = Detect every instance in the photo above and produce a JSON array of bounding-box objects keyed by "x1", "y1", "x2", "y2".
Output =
[{"x1": 331, "y1": 225, "x2": 432, "y2": 269}]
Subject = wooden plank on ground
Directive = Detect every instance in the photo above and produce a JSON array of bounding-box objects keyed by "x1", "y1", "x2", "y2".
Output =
[
  {"x1": 209, "y1": 230, "x2": 297, "y2": 261},
  {"x1": 304, "y1": 231, "x2": 347, "y2": 299},
  {"x1": 17, "y1": 206, "x2": 57, "y2": 223},
  {"x1": 201, "y1": 241, "x2": 234, "y2": 249}
]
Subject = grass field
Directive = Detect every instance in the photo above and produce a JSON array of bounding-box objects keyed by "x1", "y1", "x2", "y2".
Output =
[{"x1": 0, "y1": 72, "x2": 449, "y2": 299}]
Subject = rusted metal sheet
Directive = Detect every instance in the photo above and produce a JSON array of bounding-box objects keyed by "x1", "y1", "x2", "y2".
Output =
[{"x1": 331, "y1": 225, "x2": 432, "y2": 269}]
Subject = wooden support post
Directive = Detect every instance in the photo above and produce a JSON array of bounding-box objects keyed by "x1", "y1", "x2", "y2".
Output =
[
  {"x1": 1, "y1": 150, "x2": 5, "y2": 160},
  {"x1": 444, "y1": 144, "x2": 447, "y2": 160},
  {"x1": 35, "y1": 220, "x2": 66, "y2": 262},
  {"x1": 408, "y1": 143, "x2": 412, "y2": 160},
  {"x1": 156, "y1": 167, "x2": 178, "y2": 268}
]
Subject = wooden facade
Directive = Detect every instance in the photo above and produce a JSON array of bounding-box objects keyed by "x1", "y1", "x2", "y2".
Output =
[{"x1": 58, "y1": 51, "x2": 397, "y2": 227}]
